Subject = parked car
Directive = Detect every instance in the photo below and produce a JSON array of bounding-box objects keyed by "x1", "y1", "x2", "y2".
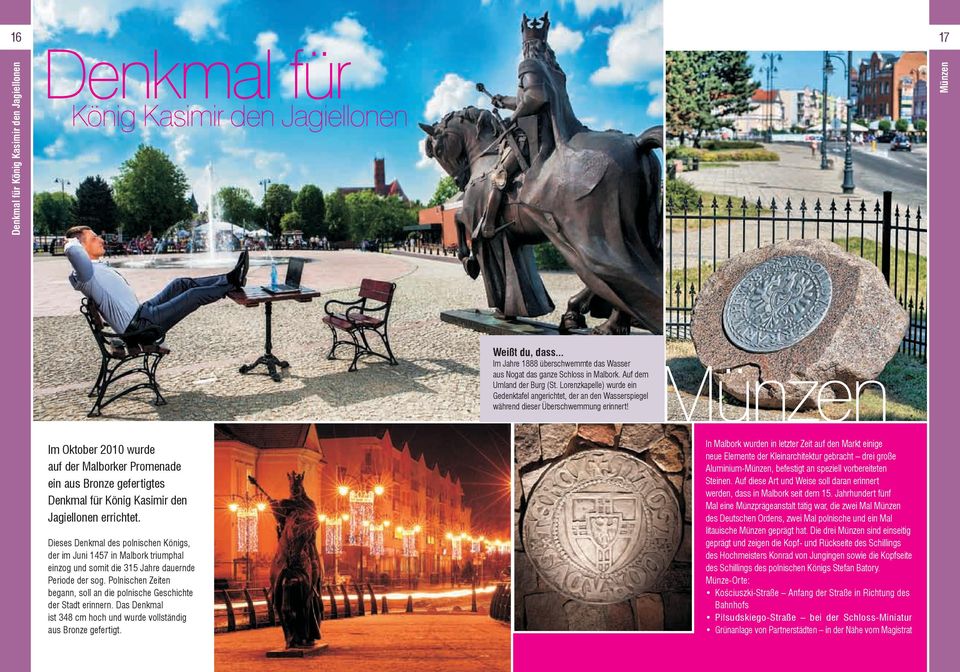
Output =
[{"x1": 890, "y1": 135, "x2": 912, "y2": 152}]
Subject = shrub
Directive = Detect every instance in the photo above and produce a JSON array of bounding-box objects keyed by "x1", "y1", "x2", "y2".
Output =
[
  {"x1": 666, "y1": 178, "x2": 699, "y2": 205},
  {"x1": 666, "y1": 147, "x2": 778, "y2": 162},
  {"x1": 701, "y1": 140, "x2": 762, "y2": 150}
]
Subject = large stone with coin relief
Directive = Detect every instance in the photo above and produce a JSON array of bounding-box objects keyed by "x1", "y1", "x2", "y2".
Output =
[
  {"x1": 692, "y1": 239, "x2": 908, "y2": 409},
  {"x1": 522, "y1": 449, "x2": 681, "y2": 605}
]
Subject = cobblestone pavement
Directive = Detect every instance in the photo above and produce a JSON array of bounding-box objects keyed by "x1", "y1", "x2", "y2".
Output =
[
  {"x1": 669, "y1": 143, "x2": 927, "y2": 265},
  {"x1": 33, "y1": 250, "x2": 586, "y2": 421},
  {"x1": 215, "y1": 614, "x2": 510, "y2": 672}
]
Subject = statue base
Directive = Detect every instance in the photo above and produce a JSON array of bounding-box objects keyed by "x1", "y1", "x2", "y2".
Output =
[
  {"x1": 440, "y1": 309, "x2": 592, "y2": 335},
  {"x1": 266, "y1": 642, "x2": 330, "y2": 658}
]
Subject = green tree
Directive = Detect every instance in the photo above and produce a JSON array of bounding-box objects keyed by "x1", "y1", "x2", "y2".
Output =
[
  {"x1": 293, "y1": 184, "x2": 325, "y2": 237},
  {"x1": 324, "y1": 190, "x2": 351, "y2": 241},
  {"x1": 915, "y1": 119, "x2": 927, "y2": 133},
  {"x1": 427, "y1": 175, "x2": 459, "y2": 207},
  {"x1": 666, "y1": 51, "x2": 758, "y2": 146},
  {"x1": 344, "y1": 191, "x2": 416, "y2": 242},
  {"x1": 33, "y1": 191, "x2": 75, "y2": 235},
  {"x1": 280, "y1": 211, "x2": 304, "y2": 233},
  {"x1": 217, "y1": 186, "x2": 257, "y2": 227},
  {"x1": 112, "y1": 145, "x2": 191, "y2": 236},
  {"x1": 187, "y1": 193, "x2": 199, "y2": 214},
  {"x1": 895, "y1": 118, "x2": 910, "y2": 132},
  {"x1": 878, "y1": 119, "x2": 892, "y2": 132},
  {"x1": 262, "y1": 183, "x2": 295, "y2": 238},
  {"x1": 73, "y1": 175, "x2": 118, "y2": 233}
]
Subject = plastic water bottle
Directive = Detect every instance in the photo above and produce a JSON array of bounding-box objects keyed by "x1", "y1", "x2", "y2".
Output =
[{"x1": 270, "y1": 262, "x2": 278, "y2": 288}]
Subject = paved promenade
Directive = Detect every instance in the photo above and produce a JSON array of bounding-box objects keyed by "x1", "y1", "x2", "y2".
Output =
[
  {"x1": 215, "y1": 614, "x2": 510, "y2": 672},
  {"x1": 33, "y1": 250, "x2": 585, "y2": 420}
]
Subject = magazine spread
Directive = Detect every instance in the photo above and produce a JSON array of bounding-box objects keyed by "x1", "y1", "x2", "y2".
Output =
[{"x1": 4, "y1": 0, "x2": 954, "y2": 670}]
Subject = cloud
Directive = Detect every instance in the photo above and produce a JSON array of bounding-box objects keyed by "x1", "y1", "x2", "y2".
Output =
[
  {"x1": 423, "y1": 73, "x2": 479, "y2": 122},
  {"x1": 255, "y1": 30, "x2": 285, "y2": 61},
  {"x1": 590, "y1": 2, "x2": 663, "y2": 86},
  {"x1": 280, "y1": 16, "x2": 386, "y2": 97},
  {"x1": 646, "y1": 80, "x2": 663, "y2": 117},
  {"x1": 572, "y1": 0, "x2": 647, "y2": 17},
  {"x1": 34, "y1": 0, "x2": 229, "y2": 42},
  {"x1": 44, "y1": 136, "x2": 67, "y2": 158},
  {"x1": 549, "y1": 23, "x2": 584, "y2": 55},
  {"x1": 174, "y1": 2, "x2": 228, "y2": 42}
]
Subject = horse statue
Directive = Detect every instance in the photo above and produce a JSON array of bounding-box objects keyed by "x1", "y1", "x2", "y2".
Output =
[
  {"x1": 419, "y1": 12, "x2": 662, "y2": 335},
  {"x1": 249, "y1": 473, "x2": 323, "y2": 650}
]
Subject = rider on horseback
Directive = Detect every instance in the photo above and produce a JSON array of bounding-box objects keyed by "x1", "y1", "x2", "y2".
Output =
[{"x1": 482, "y1": 12, "x2": 585, "y2": 238}]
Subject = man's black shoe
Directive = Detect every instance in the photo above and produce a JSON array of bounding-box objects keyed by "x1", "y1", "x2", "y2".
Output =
[{"x1": 228, "y1": 251, "x2": 249, "y2": 289}]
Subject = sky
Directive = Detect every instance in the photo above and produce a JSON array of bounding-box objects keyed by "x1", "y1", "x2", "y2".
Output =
[
  {"x1": 747, "y1": 51, "x2": 893, "y2": 92},
  {"x1": 312, "y1": 424, "x2": 512, "y2": 537},
  {"x1": 34, "y1": 0, "x2": 664, "y2": 206}
]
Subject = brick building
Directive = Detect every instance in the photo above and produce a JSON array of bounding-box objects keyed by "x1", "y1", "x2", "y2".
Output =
[
  {"x1": 214, "y1": 425, "x2": 476, "y2": 588},
  {"x1": 857, "y1": 51, "x2": 927, "y2": 121},
  {"x1": 337, "y1": 157, "x2": 408, "y2": 201}
]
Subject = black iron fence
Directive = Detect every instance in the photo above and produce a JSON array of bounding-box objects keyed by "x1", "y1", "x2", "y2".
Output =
[{"x1": 666, "y1": 190, "x2": 926, "y2": 361}]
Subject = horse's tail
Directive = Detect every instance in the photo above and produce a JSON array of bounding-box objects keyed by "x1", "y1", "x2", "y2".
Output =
[
  {"x1": 634, "y1": 125, "x2": 664, "y2": 254},
  {"x1": 636, "y1": 125, "x2": 663, "y2": 153}
]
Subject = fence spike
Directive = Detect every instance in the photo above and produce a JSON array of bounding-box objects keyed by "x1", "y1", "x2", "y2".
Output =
[
  {"x1": 784, "y1": 198, "x2": 792, "y2": 212},
  {"x1": 688, "y1": 284, "x2": 697, "y2": 298},
  {"x1": 724, "y1": 196, "x2": 733, "y2": 211},
  {"x1": 843, "y1": 200, "x2": 852, "y2": 214},
  {"x1": 696, "y1": 195, "x2": 704, "y2": 210},
  {"x1": 681, "y1": 195, "x2": 689, "y2": 211},
  {"x1": 674, "y1": 282, "x2": 682, "y2": 298},
  {"x1": 755, "y1": 197, "x2": 763, "y2": 213},
  {"x1": 828, "y1": 199, "x2": 837, "y2": 213},
  {"x1": 799, "y1": 198, "x2": 807, "y2": 213},
  {"x1": 814, "y1": 199, "x2": 822, "y2": 213},
  {"x1": 858, "y1": 200, "x2": 867, "y2": 214},
  {"x1": 770, "y1": 196, "x2": 778, "y2": 211},
  {"x1": 710, "y1": 195, "x2": 718, "y2": 210},
  {"x1": 740, "y1": 196, "x2": 748, "y2": 211},
  {"x1": 873, "y1": 200, "x2": 882, "y2": 214}
]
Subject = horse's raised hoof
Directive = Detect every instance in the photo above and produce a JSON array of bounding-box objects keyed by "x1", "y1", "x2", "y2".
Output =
[
  {"x1": 591, "y1": 319, "x2": 631, "y2": 335},
  {"x1": 462, "y1": 255, "x2": 480, "y2": 279},
  {"x1": 559, "y1": 311, "x2": 587, "y2": 334}
]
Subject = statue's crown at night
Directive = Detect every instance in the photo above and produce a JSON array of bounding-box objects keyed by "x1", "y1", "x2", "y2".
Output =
[
  {"x1": 521, "y1": 12, "x2": 550, "y2": 42},
  {"x1": 287, "y1": 471, "x2": 304, "y2": 487}
]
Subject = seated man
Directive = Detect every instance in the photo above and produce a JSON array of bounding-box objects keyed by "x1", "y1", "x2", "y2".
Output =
[{"x1": 65, "y1": 225, "x2": 249, "y2": 344}]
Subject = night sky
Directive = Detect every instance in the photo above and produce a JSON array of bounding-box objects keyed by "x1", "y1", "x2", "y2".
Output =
[{"x1": 313, "y1": 424, "x2": 512, "y2": 537}]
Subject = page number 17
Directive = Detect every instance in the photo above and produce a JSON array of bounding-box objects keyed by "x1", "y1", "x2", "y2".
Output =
[{"x1": 942, "y1": 31, "x2": 950, "y2": 43}]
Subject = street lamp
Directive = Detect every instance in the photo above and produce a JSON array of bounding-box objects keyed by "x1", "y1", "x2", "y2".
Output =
[
  {"x1": 760, "y1": 53, "x2": 782, "y2": 142},
  {"x1": 228, "y1": 494, "x2": 267, "y2": 587},
  {"x1": 822, "y1": 51, "x2": 856, "y2": 192},
  {"x1": 398, "y1": 524, "x2": 421, "y2": 588},
  {"x1": 258, "y1": 178, "x2": 271, "y2": 199}
]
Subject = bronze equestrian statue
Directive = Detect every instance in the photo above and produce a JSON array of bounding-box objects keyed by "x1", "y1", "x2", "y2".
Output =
[
  {"x1": 420, "y1": 12, "x2": 663, "y2": 334},
  {"x1": 249, "y1": 473, "x2": 323, "y2": 649}
]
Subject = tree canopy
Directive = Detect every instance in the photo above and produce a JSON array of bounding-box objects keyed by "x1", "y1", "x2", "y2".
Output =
[
  {"x1": 427, "y1": 175, "x2": 459, "y2": 208},
  {"x1": 33, "y1": 191, "x2": 75, "y2": 235},
  {"x1": 217, "y1": 186, "x2": 257, "y2": 227},
  {"x1": 262, "y1": 183, "x2": 296, "y2": 238},
  {"x1": 112, "y1": 145, "x2": 192, "y2": 236},
  {"x1": 73, "y1": 175, "x2": 118, "y2": 233},
  {"x1": 293, "y1": 184, "x2": 326, "y2": 237},
  {"x1": 666, "y1": 51, "x2": 758, "y2": 146}
]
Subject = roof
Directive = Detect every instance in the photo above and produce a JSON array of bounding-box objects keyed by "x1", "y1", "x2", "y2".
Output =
[
  {"x1": 216, "y1": 424, "x2": 312, "y2": 449},
  {"x1": 752, "y1": 88, "x2": 779, "y2": 103}
]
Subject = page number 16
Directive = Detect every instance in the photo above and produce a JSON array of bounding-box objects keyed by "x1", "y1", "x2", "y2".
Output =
[{"x1": 10, "y1": 31, "x2": 21, "y2": 42}]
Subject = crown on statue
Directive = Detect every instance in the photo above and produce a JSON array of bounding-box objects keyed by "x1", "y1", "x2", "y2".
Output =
[
  {"x1": 521, "y1": 12, "x2": 550, "y2": 42},
  {"x1": 287, "y1": 471, "x2": 304, "y2": 486}
]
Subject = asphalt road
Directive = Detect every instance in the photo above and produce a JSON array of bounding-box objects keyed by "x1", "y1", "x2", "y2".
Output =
[{"x1": 827, "y1": 143, "x2": 927, "y2": 209}]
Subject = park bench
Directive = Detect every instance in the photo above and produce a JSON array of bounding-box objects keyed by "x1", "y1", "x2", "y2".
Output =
[
  {"x1": 80, "y1": 297, "x2": 169, "y2": 417},
  {"x1": 322, "y1": 279, "x2": 399, "y2": 372}
]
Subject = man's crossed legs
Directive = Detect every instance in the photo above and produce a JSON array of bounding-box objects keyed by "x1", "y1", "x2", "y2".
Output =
[{"x1": 124, "y1": 251, "x2": 248, "y2": 341}]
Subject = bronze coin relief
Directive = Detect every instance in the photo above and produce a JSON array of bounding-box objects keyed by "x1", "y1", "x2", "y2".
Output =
[{"x1": 522, "y1": 450, "x2": 682, "y2": 604}]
